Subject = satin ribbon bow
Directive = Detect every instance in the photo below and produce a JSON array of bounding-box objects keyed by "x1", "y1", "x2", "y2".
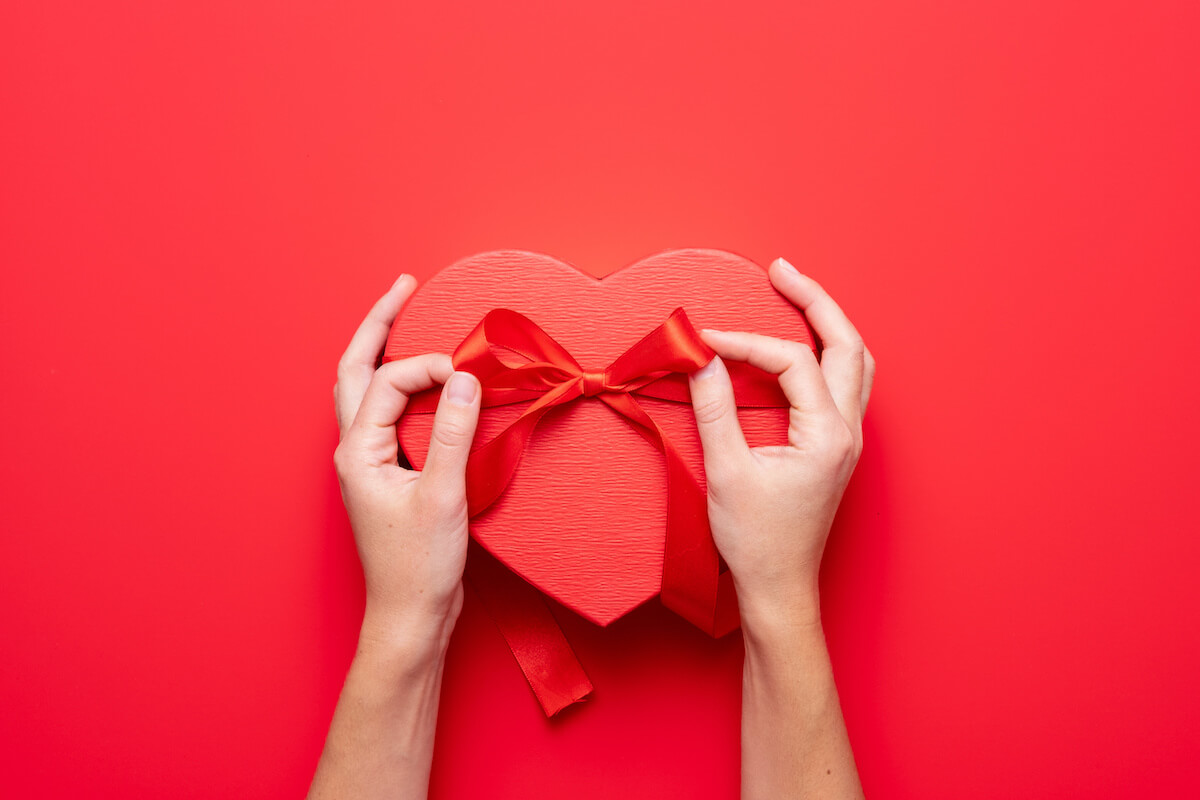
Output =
[{"x1": 401, "y1": 307, "x2": 791, "y2": 714}]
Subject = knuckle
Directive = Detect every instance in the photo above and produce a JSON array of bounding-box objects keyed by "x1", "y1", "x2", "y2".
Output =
[
  {"x1": 332, "y1": 443, "x2": 354, "y2": 476},
  {"x1": 692, "y1": 395, "x2": 732, "y2": 427},
  {"x1": 823, "y1": 421, "x2": 856, "y2": 463},
  {"x1": 788, "y1": 340, "x2": 812, "y2": 361},
  {"x1": 431, "y1": 416, "x2": 471, "y2": 449},
  {"x1": 371, "y1": 360, "x2": 400, "y2": 381},
  {"x1": 744, "y1": 337, "x2": 770, "y2": 364},
  {"x1": 846, "y1": 338, "x2": 866, "y2": 362},
  {"x1": 335, "y1": 358, "x2": 357, "y2": 383}
]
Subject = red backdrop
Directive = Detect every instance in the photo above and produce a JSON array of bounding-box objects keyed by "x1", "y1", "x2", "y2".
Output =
[{"x1": 3, "y1": 1, "x2": 1198, "y2": 797}]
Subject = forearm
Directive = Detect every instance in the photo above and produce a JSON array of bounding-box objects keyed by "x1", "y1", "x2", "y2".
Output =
[
  {"x1": 308, "y1": 614, "x2": 452, "y2": 800},
  {"x1": 740, "y1": 600, "x2": 864, "y2": 800}
]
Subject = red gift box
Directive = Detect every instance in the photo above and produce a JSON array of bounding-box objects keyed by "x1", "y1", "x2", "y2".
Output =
[{"x1": 384, "y1": 249, "x2": 816, "y2": 714}]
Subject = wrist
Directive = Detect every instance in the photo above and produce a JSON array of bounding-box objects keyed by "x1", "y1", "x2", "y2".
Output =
[
  {"x1": 736, "y1": 576, "x2": 824, "y2": 650},
  {"x1": 358, "y1": 599, "x2": 458, "y2": 668}
]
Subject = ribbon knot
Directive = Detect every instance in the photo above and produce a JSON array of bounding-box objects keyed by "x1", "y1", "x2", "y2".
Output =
[{"x1": 579, "y1": 370, "x2": 609, "y2": 397}]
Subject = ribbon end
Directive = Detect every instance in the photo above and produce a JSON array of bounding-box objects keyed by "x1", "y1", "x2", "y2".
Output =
[
  {"x1": 540, "y1": 676, "x2": 594, "y2": 717},
  {"x1": 465, "y1": 542, "x2": 595, "y2": 718}
]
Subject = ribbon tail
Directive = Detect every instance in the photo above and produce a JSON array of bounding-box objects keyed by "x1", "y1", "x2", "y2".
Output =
[
  {"x1": 464, "y1": 380, "x2": 582, "y2": 516},
  {"x1": 465, "y1": 541, "x2": 593, "y2": 716},
  {"x1": 599, "y1": 393, "x2": 738, "y2": 636},
  {"x1": 659, "y1": 446, "x2": 741, "y2": 637},
  {"x1": 658, "y1": 437, "x2": 724, "y2": 632}
]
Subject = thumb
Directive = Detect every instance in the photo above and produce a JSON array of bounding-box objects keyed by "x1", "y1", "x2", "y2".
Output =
[
  {"x1": 421, "y1": 370, "x2": 482, "y2": 495},
  {"x1": 688, "y1": 355, "x2": 750, "y2": 474}
]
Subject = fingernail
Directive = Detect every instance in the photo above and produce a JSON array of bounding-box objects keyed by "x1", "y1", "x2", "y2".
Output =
[
  {"x1": 446, "y1": 371, "x2": 478, "y2": 405},
  {"x1": 776, "y1": 257, "x2": 799, "y2": 275},
  {"x1": 391, "y1": 273, "x2": 409, "y2": 289},
  {"x1": 694, "y1": 356, "x2": 720, "y2": 380}
]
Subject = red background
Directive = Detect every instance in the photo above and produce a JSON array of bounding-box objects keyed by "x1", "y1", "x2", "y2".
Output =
[{"x1": 3, "y1": 1, "x2": 1198, "y2": 797}]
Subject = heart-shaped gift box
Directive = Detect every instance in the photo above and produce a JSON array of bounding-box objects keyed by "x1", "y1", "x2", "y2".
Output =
[{"x1": 384, "y1": 249, "x2": 815, "y2": 637}]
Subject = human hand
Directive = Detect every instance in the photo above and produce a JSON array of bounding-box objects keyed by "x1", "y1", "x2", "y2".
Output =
[
  {"x1": 687, "y1": 257, "x2": 875, "y2": 634},
  {"x1": 333, "y1": 274, "x2": 482, "y2": 652}
]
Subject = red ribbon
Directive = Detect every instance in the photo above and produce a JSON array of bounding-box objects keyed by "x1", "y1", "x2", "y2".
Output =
[{"x1": 400, "y1": 307, "x2": 791, "y2": 714}]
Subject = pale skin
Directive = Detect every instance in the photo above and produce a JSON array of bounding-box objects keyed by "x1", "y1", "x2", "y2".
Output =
[{"x1": 309, "y1": 257, "x2": 875, "y2": 799}]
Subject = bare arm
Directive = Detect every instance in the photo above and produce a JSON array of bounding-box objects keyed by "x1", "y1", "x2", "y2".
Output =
[
  {"x1": 309, "y1": 275, "x2": 482, "y2": 800},
  {"x1": 308, "y1": 621, "x2": 450, "y2": 800},
  {"x1": 688, "y1": 257, "x2": 875, "y2": 799}
]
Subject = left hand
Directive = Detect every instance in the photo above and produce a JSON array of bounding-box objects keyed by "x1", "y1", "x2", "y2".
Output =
[{"x1": 332, "y1": 274, "x2": 482, "y2": 650}]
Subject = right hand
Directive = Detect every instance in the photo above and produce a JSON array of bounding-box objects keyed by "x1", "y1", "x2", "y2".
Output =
[{"x1": 686, "y1": 257, "x2": 875, "y2": 633}]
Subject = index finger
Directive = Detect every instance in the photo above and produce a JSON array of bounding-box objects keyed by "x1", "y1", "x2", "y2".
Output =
[
  {"x1": 335, "y1": 274, "x2": 417, "y2": 437},
  {"x1": 698, "y1": 328, "x2": 838, "y2": 418},
  {"x1": 343, "y1": 353, "x2": 454, "y2": 468}
]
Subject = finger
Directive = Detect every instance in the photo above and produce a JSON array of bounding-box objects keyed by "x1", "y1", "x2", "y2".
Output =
[
  {"x1": 861, "y1": 345, "x2": 876, "y2": 417},
  {"x1": 767, "y1": 258, "x2": 866, "y2": 425},
  {"x1": 687, "y1": 355, "x2": 751, "y2": 475},
  {"x1": 335, "y1": 274, "x2": 417, "y2": 437},
  {"x1": 699, "y1": 328, "x2": 839, "y2": 418},
  {"x1": 344, "y1": 353, "x2": 454, "y2": 467},
  {"x1": 421, "y1": 371, "x2": 482, "y2": 497}
]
